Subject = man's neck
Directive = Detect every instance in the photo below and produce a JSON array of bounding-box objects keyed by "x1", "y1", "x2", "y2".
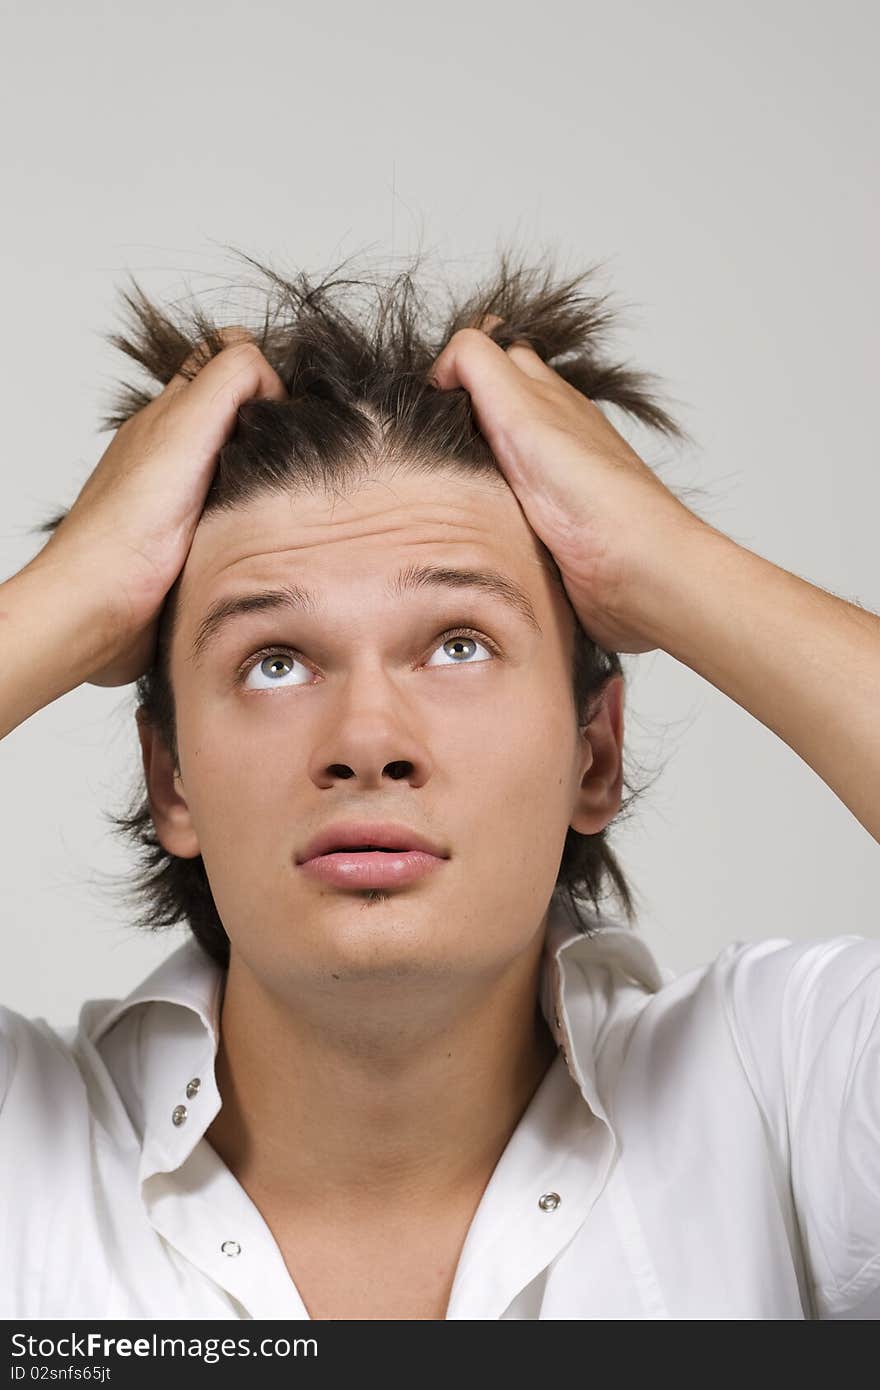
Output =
[{"x1": 204, "y1": 933, "x2": 560, "y2": 1216}]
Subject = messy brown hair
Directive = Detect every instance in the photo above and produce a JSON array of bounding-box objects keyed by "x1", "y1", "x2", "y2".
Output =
[{"x1": 34, "y1": 244, "x2": 689, "y2": 970}]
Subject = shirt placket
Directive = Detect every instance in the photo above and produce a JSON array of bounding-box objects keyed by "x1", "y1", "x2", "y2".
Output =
[
  {"x1": 143, "y1": 1143, "x2": 311, "y2": 1319},
  {"x1": 138, "y1": 1020, "x2": 311, "y2": 1319},
  {"x1": 444, "y1": 1054, "x2": 616, "y2": 1318}
]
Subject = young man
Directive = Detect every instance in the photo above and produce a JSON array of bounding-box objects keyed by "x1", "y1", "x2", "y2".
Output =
[{"x1": 1, "y1": 269, "x2": 878, "y2": 1320}]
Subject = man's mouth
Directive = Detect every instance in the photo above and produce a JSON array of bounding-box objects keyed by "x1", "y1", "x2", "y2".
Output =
[{"x1": 298, "y1": 847, "x2": 448, "y2": 890}]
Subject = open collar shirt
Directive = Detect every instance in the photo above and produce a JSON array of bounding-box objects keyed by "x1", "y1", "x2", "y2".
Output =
[{"x1": 1, "y1": 896, "x2": 878, "y2": 1320}]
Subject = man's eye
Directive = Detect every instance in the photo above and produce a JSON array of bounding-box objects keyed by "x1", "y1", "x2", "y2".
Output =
[
  {"x1": 238, "y1": 628, "x2": 496, "y2": 691},
  {"x1": 424, "y1": 629, "x2": 495, "y2": 669},
  {"x1": 241, "y1": 650, "x2": 309, "y2": 690}
]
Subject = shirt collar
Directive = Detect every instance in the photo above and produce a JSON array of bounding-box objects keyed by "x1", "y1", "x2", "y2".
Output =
[{"x1": 84, "y1": 894, "x2": 666, "y2": 1186}]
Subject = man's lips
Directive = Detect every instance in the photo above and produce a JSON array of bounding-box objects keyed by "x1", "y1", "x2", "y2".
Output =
[
  {"x1": 295, "y1": 821, "x2": 449, "y2": 891},
  {"x1": 298, "y1": 849, "x2": 447, "y2": 890}
]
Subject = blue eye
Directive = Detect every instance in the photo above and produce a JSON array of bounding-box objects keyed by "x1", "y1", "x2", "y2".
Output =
[
  {"x1": 240, "y1": 627, "x2": 495, "y2": 691},
  {"x1": 424, "y1": 631, "x2": 493, "y2": 668},
  {"x1": 243, "y1": 651, "x2": 310, "y2": 691}
]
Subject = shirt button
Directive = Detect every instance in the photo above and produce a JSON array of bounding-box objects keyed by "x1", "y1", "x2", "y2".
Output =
[
  {"x1": 186, "y1": 1077, "x2": 201, "y2": 1099},
  {"x1": 221, "y1": 1240, "x2": 242, "y2": 1257},
  {"x1": 538, "y1": 1191, "x2": 561, "y2": 1212},
  {"x1": 171, "y1": 1104, "x2": 188, "y2": 1126}
]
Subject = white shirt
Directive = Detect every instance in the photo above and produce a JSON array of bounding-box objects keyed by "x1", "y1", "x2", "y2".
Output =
[{"x1": 1, "y1": 897, "x2": 878, "y2": 1320}]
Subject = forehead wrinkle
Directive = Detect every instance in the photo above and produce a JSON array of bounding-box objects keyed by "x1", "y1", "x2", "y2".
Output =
[
  {"x1": 184, "y1": 480, "x2": 526, "y2": 597},
  {"x1": 211, "y1": 510, "x2": 494, "y2": 562}
]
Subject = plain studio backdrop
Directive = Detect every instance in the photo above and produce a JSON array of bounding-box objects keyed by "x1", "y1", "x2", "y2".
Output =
[{"x1": 0, "y1": 0, "x2": 876, "y2": 1028}]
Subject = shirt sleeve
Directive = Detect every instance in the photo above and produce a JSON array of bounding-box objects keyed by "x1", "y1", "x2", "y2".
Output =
[{"x1": 717, "y1": 933, "x2": 880, "y2": 1319}]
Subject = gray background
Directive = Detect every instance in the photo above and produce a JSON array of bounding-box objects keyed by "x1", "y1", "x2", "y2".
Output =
[{"x1": 1, "y1": 0, "x2": 877, "y2": 1028}]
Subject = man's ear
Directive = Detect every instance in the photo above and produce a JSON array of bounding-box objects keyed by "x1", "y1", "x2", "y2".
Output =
[
  {"x1": 570, "y1": 673, "x2": 625, "y2": 836},
  {"x1": 135, "y1": 707, "x2": 201, "y2": 859}
]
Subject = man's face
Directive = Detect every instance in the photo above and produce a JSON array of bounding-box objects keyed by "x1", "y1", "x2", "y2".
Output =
[{"x1": 150, "y1": 465, "x2": 618, "y2": 994}]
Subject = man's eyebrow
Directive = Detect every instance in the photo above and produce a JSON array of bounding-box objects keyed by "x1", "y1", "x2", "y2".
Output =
[{"x1": 189, "y1": 563, "x2": 543, "y2": 666}]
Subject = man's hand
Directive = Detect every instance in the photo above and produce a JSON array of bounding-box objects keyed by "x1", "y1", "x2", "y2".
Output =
[
  {"x1": 426, "y1": 318, "x2": 708, "y2": 653},
  {"x1": 428, "y1": 319, "x2": 880, "y2": 843},
  {"x1": 32, "y1": 328, "x2": 287, "y2": 688}
]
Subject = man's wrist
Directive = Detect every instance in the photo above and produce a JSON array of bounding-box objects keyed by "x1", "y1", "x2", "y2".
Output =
[{"x1": 624, "y1": 515, "x2": 740, "y2": 663}]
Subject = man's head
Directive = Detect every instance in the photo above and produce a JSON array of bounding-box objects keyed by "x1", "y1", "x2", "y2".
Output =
[
  {"x1": 136, "y1": 462, "x2": 627, "y2": 991},
  {"x1": 38, "y1": 246, "x2": 685, "y2": 968}
]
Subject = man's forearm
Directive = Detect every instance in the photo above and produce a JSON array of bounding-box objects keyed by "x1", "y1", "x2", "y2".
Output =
[
  {"x1": 635, "y1": 524, "x2": 880, "y2": 842},
  {"x1": 0, "y1": 557, "x2": 118, "y2": 740}
]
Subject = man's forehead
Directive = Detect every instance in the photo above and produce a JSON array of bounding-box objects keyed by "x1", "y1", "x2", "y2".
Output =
[{"x1": 181, "y1": 471, "x2": 551, "y2": 596}]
